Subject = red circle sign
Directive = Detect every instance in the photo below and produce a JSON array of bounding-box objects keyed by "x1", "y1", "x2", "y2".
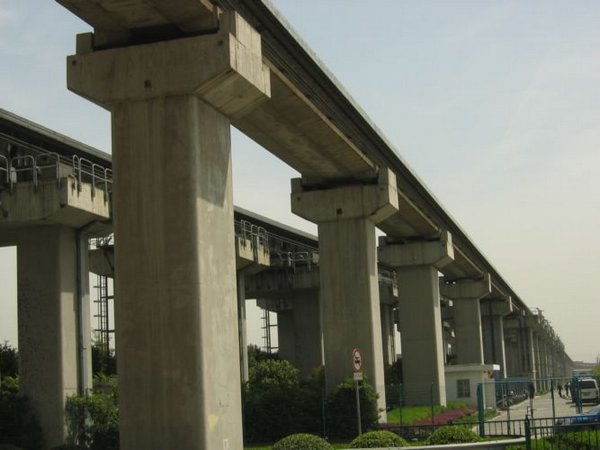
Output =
[{"x1": 352, "y1": 348, "x2": 362, "y2": 372}]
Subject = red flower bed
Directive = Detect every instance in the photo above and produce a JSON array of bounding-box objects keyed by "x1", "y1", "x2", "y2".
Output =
[{"x1": 413, "y1": 407, "x2": 476, "y2": 426}]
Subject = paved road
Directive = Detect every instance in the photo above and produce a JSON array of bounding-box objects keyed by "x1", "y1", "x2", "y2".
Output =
[{"x1": 494, "y1": 391, "x2": 598, "y2": 422}]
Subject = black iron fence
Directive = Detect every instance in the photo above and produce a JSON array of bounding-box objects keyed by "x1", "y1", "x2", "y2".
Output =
[{"x1": 524, "y1": 416, "x2": 600, "y2": 449}]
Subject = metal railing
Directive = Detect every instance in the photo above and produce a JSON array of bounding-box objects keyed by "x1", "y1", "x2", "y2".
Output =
[
  {"x1": 0, "y1": 141, "x2": 112, "y2": 202},
  {"x1": 72, "y1": 155, "x2": 112, "y2": 202},
  {"x1": 525, "y1": 415, "x2": 600, "y2": 449}
]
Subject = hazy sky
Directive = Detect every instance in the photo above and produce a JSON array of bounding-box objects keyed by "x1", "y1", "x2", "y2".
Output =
[{"x1": 0, "y1": 1, "x2": 599, "y2": 363}]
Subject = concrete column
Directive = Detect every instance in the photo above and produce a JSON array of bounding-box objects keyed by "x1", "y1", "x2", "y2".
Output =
[
  {"x1": 380, "y1": 303, "x2": 396, "y2": 366},
  {"x1": 524, "y1": 323, "x2": 538, "y2": 382},
  {"x1": 291, "y1": 169, "x2": 399, "y2": 418},
  {"x1": 67, "y1": 12, "x2": 270, "y2": 450},
  {"x1": 237, "y1": 273, "x2": 249, "y2": 383},
  {"x1": 440, "y1": 274, "x2": 491, "y2": 365},
  {"x1": 481, "y1": 299, "x2": 512, "y2": 378},
  {"x1": 379, "y1": 232, "x2": 454, "y2": 406},
  {"x1": 277, "y1": 290, "x2": 323, "y2": 378},
  {"x1": 17, "y1": 225, "x2": 79, "y2": 449},
  {"x1": 503, "y1": 328, "x2": 520, "y2": 377}
]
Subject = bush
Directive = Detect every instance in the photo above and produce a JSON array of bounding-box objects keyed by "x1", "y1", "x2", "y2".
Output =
[
  {"x1": 65, "y1": 389, "x2": 119, "y2": 450},
  {"x1": 243, "y1": 359, "x2": 323, "y2": 443},
  {"x1": 249, "y1": 359, "x2": 300, "y2": 390},
  {"x1": 426, "y1": 425, "x2": 482, "y2": 444},
  {"x1": 273, "y1": 433, "x2": 332, "y2": 450},
  {"x1": 350, "y1": 430, "x2": 407, "y2": 448},
  {"x1": 0, "y1": 390, "x2": 43, "y2": 450},
  {"x1": 0, "y1": 344, "x2": 18, "y2": 379},
  {"x1": 325, "y1": 378, "x2": 379, "y2": 439}
]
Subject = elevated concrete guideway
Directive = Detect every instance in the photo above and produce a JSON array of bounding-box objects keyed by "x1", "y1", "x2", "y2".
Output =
[
  {"x1": 3, "y1": 0, "x2": 570, "y2": 446},
  {"x1": 1, "y1": 106, "x2": 573, "y2": 448},
  {"x1": 57, "y1": 0, "x2": 523, "y2": 311}
]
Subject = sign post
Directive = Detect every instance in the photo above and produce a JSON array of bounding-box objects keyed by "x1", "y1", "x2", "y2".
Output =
[{"x1": 352, "y1": 348, "x2": 363, "y2": 436}]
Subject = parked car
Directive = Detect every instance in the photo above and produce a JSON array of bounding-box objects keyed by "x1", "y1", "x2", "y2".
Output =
[
  {"x1": 556, "y1": 404, "x2": 600, "y2": 428},
  {"x1": 578, "y1": 378, "x2": 600, "y2": 403}
]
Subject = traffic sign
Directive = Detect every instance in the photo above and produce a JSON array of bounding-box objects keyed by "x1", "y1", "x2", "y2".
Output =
[{"x1": 352, "y1": 348, "x2": 362, "y2": 372}]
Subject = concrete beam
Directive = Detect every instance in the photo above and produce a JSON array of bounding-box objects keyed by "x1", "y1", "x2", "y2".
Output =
[
  {"x1": 378, "y1": 230, "x2": 454, "y2": 269},
  {"x1": 0, "y1": 178, "x2": 110, "y2": 229}
]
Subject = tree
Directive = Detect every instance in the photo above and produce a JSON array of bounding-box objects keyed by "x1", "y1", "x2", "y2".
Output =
[{"x1": 0, "y1": 343, "x2": 18, "y2": 380}]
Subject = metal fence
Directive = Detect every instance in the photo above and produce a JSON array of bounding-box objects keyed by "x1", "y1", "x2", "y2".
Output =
[{"x1": 525, "y1": 416, "x2": 600, "y2": 449}]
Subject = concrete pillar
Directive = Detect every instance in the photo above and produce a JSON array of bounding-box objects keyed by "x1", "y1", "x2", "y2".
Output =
[
  {"x1": 237, "y1": 273, "x2": 249, "y2": 383},
  {"x1": 67, "y1": 13, "x2": 270, "y2": 450},
  {"x1": 291, "y1": 169, "x2": 399, "y2": 418},
  {"x1": 481, "y1": 299, "x2": 512, "y2": 378},
  {"x1": 503, "y1": 327, "x2": 520, "y2": 377},
  {"x1": 378, "y1": 231, "x2": 454, "y2": 406},
  {"x1": 440, "y1": 274, "x2": 491, "y2": 365},
  {"x1": 524, "y1": 322, "x2": 538, "y2": 383},
  {"x1": 17, "y1": 226, "x2": 79, "y2": 449},
  {"x1": 277, "y1": 290, "x2": 323, "y2": 379},
  {"x1": 380, "y1": 303, "x2": 396, "y2": 366}
]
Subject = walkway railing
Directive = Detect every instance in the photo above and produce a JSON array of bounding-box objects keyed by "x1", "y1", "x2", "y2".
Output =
[{"x1": 0, "y1": 143, "x2": 112, "y2": 203}]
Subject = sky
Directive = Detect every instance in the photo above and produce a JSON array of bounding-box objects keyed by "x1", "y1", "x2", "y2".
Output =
[{"x1": 0, "y1": 0, "x2": 599, "y2": 363}]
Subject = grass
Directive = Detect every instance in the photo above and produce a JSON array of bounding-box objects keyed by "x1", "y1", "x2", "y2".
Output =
[
  {"x1": 386, "y1": 401, "x2": 470, "y2": 425},
  {"x1": 244, "y1": 401, "x2": 484, "y2": 449}
]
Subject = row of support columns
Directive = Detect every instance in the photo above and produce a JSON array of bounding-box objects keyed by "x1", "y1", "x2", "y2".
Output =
[{"x1": 4, "y1": 10, "x2": 572, "y2": 450}]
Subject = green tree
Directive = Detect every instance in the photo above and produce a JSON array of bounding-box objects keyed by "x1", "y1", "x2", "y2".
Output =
[
  {"x1": 326, "y1": 378, "x2": 379, "y2": 439},
  {"x1": 0, "y1": 343, "x2": 18, "y2": 380},
  {"x1": 243, "y1": 359, "x2": 322, "y2": 443},
  {"x1": 249, "y1": 358, "x2": 300, "y2": 390}
]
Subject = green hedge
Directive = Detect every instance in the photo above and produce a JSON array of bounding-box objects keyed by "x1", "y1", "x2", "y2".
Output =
[
  {"x1": 272, "y1": 433, "x2": 332, "y2": 450},
  {"x1": 349, "y1": 430, "x2": 407, "y2": 448},
  {"x1": 326, "y1": 378, "x2": 379, "y2": 439},
  {"x1": 426, "y1": 425, "x2": 482, "y2": 444}
]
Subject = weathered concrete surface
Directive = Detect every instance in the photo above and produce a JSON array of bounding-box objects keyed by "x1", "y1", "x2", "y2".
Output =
[
  {"x1": 0, "y1": 178, "x2": 109, "y2": 228},
  {"x1": 291, "y1": 169, "x2": 399, "y2": 420},
  {"x1": 379, "y1": 233, "x2": 454, "y2": 406},
  {"x1": 67, "y1": 11, "x2": 270, "y2": 449},
  {"x1": 277, "y1": 290, "x2": 324, "y2": 379},
  {"x1": 16, "y1": 226, "x2": 79, "y2": 449},
  {"x1": 482, "y1": 299, "x2": 512, "y2": 378},
  {"x1": 441, "y1": 275, "x2": 491, "y2": 365}
]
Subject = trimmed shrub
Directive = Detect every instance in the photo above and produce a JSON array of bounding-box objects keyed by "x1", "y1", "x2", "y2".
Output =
[
  {"x1": 350, "y1": 430, "x2": 407, "y2": 448},
  {"x1": 243, "y1": 384, "x2": 322, "y2": 442},
  {"x1": 273, "y1": 433, "x2": 332, "y2": 450},
  {"x1": 426, "y1": 425, "x2": 482, "y2": 444},
  {"x1": 326, "y1": 378, "x2": 379, "y2": 439}
]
